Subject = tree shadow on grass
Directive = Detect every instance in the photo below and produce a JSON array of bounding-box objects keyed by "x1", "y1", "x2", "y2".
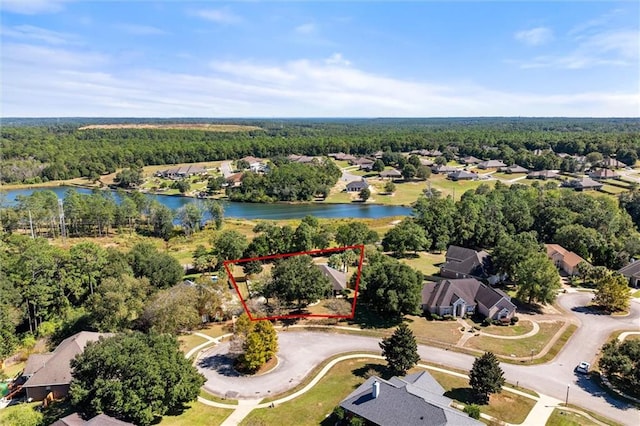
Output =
[
  {"x1": 444, "y1": 387, "x2": 477, "y2": 405},
  {"x1": 352, "y1": 363, "x2": 394, "y2": 381},
  {"x1": 348, "y1": 303, "x2": 403, "y2": 329},
  {"x1": 511, "y1": 300, "x2": 545, "y2": 315}
]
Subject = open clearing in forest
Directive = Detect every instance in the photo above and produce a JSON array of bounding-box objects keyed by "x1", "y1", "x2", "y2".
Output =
[{"x1": 78, "y1": 123, "x2": 263, "y2": 131}]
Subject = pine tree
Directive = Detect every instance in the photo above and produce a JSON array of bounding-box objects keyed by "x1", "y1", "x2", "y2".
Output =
[
  {"x1": 379, "y1": 323, "x2": 420, "y2": 375},
  {"x1": 469, "y1": 352, "x2": 505, "y2": 404}
]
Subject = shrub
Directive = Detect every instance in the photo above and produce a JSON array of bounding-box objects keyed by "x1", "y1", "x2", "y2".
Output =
[
  {"x1": 443, "y1": 314, "x2": 454, "y2": 321},
  {"x1": 510, "y1": 316, "x2": 519, "y2": 325},
  {"x1": 482, "y1": 318, "x2": 493, "y2": 327},
  {"x1": 464, "y1": 404, "x2": 481, "y2": 419},
  {"x1": 430, "y1": 313, "x2": 442, "y2": 321}
]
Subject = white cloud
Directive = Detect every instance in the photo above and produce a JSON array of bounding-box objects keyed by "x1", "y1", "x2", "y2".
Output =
[
  {"x1": 515, "y1": 27, "x2": 554, "y2": 46},
  {"x1": 0, "y1": 0, "x2": 73, "y2": 14},
  {"x1": 115, "y1": 24, "x2": 167, "y2": 36},
  {"x1": 295, "y1": 23, "x2": 316, "y2": 35},
  {"x1": 1, "y1": 24, "x2": 80, "y2": 45},
  {"x1": 2, "y1": 44, "x2": 638, "y2": 117},
  {"x1": 191, "y1": 8, "x2": 242, "y2": 25}
]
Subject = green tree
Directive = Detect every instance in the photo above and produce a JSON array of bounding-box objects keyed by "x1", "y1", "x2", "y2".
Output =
[
  {"x1": 469, "y1": 352, "x2": 505, "y2": 404},
  {"x1": 379, "y1": 323, "x2": 420, "y2": 375},
  {"x1": 359, "y1": 257, "x2": 422, "y2": 318},
  {"x1": 265, "y1": 255, "x2": 331, "y2": 307},
  {"x1": 141, "y1": 284, "x2": 201, "y2": 334},
  {"x1": 150, "y1": 203, "x2": 174, "y2": 241},
  {"x1": 173, "y1": 179, "x2": 191, "y2": 194},
  {"x1": 114, "y1": 167, "x2": 143, "y2": 188},
  {"x1": 402, "y1": 163, "x2": 417, "y2": 180},
  {"x1": 87, "y1": 275, "x2": 150, "y2": 332},
  {"x1": 177, "y1": 203, "x2": 203, "y2": 237},
  {"x1": 598, "y1": 339, "x2": 640, "y2": 393},
  {"x1": 414, "y1": 195, "x2": 456, "y2": 252},
  {"x1": 128, "y1": 242, "x2": 183, "y2": 289},
  {"x1": 69, "y1": 333, "x2": 205, "y2": 426},
  {"x1": 372, "y1": 159, "x2": 385, "y2": 172},
  {"x1": 205, "y1": 199, "x2": 225, "y2": 230},
  {"x1": 384, "y1": 181, "x2": 396, "y2": 194},
  {"x1": 335, "y1": 222, "x2": 379, "y2": 247},
  {"x1": 359, "y1": 187, "x2": 371, "y2": 202},
  {"x1": 239, "y1": 320, "x2": 278, "y2": 373},
  {"x1": 0, "y1": 403, "x2": 43, "y2": 426},
  {"x1": 382, "y1": 219, "x2": 430, "y2": 257},
  {"x1": 0, "y1": 305, "x2": 18, "y2": 361},
  {"x1": 491, "y1": 232, "x2": 541, "y2": 280},
  {"x1": 212, "y1": 230, "x2": 248, "y2": 265},
  {"x1": 593, "y1": 273, "x2": 630, "y2": 312},
  {"x1": 515, "y1": 251, "x2": 561, "y2": 304},
  {"x1": 69, "y1": 242, "x2": 107, "y2": 297}
]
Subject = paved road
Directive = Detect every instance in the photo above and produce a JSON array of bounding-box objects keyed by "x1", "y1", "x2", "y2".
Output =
[
  {"x1": 221, "y1": 161, "x2": 233, "y2": 178},
  {"x1": 197, "y1": 293, "x2": 640, "y2": 425}
]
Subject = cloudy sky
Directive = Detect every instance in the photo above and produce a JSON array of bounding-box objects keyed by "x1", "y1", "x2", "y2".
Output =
[{"x1": 1, "y1": 0, "x2": 638, "y2": 117}]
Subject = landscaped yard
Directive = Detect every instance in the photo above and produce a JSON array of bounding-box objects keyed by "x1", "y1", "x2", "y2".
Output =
[
  {"x1": 477, "y1": 320, "x2": 535, "y2": 337},
  {"x1": 465, "y1": 321, "x2": 565, "y2": 358},
  {"x1": 159, "y1": 401, "x2": 232, "y2": 426},
  {"x1": 397, "y1": 251, "x2": 446, "y2": 276},
  {"x1": 545, "y1": 408, "x2": 600, "y2": 426},
  {"x1": 424, "y1": 370, "x2": 535, "y2": 424},
  {"x1": 405, "y1": 316, "x2": 463, "y2": 345}
]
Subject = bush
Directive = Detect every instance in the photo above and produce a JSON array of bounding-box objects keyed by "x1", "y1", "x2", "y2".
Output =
[
  {"x1": 510, "y1": 316, "x2": 519, "y2": 325},
  {"x1": 442, "y1": 314, "x2": 454, "y2": 321},
  {"x1": 430, "y1": 313, "x2": 442, "y2": 321},
  {"x1": 464, "y1": 404, "x2": 481, "y2": 419},
  {"x1": 482, "y1": 318, "x2": 493, "y2": 327}
]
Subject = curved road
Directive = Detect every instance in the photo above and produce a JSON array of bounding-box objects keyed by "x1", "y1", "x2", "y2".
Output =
[{"x1": 197, "y1": 293, "x2": 640, "y2": 425}]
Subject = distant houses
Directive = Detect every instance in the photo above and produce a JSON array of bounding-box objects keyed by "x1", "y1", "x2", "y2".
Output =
[
  {"x1": 460, "y1": 155, "x2": 482, "y2": 165},
  {"x1": 477, "y1": 160, "x2": 506, "y2": 170},
  {"x1": 589, "y1": 168, "x2": 620, "y2": 180},
  {"x1": 287, "y1": 154, "x2": 316, "y2": 164},
  {"x1": 329, "y1": 152, "x2": 358, "y2": 162},
  {"x1": 561, "y1": 176, "x2": 603, "y2": 191},
  {"x1": 155, "y1": 164, "x2": 209, "y2": 180},
  {"x1": 431, "y1": 165, "x2": 459, "y2": 174}
]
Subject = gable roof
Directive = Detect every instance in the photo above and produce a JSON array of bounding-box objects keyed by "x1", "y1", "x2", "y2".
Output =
[
  {"x1": 316, "y1": 263, "x2": 347, "y2": 291},
  {"x1": 618, "y1": 260, "x2": 640, "y2": 278},
  {"x1": 602, "y1": 158, "x2": 626, "y2": 168},
  {"x1": 241, "y1": 156, "x2": 263, "y2": 164},
  {"x1": 447, "y1": 170, "x2": 477, "y2": 180},
  {"x1": 380, "y1": 169, "x2": 403, "y2": 178},
  {"x1": 346, "y1": 179, "x2": 369, "y2": 190},
  {"x1": 441, "y1": 245, "x2": 489, "y2": 278},
  {"x1": 500, "y1": 164, "x2": 529, "y2": 173},
  {"x1": 422, "y1": 279, "x2": 515, "y2": 314},
  {"x1": 477, "y1": 160, "x2": 506, "y2": 169},
  {"x1": 589, "y1": 168, "x2": 619, "y2": 179},
  {"x1": 527, "y1": 170, "x2": 559, "y2": 179},
  {"x1": 563, "y1": 176, "x2": 603, "y2": 190},
  {"x1": 340, "y1": 374, "x2": 481, "y2": 426},
  {"x1": 545, "y1": 244, "x2": 587, "y2": 268},
  {"x1": 23, "y1": 332, "x2": 111, "y2": 389},
  {"x1": 460, "y1": 156, "x2": 481, "y2": 164},
  {"x1": 52, "y1": 413, "x2": 134, "y2": 426}
]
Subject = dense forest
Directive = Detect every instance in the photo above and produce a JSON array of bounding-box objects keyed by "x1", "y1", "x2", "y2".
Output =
[{"x1": 1, "y1": 118, "x2": 639, "y2": 183}]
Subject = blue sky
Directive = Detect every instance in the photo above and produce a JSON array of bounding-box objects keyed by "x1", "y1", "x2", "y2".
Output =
[{"x1": 1, "y1": 1, "x2": 638, "y2": 117}]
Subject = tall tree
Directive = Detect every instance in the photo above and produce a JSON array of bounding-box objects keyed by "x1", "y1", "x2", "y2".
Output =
[
  {"x1": 239, "y1": 320, "x2": 279, "y2": 373},
  {"x1": 593, "y1": 273, "x2": 630, "y2": 313},
  {"x1": 379, "y1": 323, "x2": 420, "y2": 375},
  {"x1": 70, "y1": 333, "x2": 205, "y2": 426},
  {"x1": 212, "y1": 229, "x2": 248, "y2": 265},
  {"x1": 359, "y1": 187, "x2": 371, "y2": 202},
  {"x1": 87, "y1": 275, "x2": 150, "y2": 332},
  {"x1": 382, "y1": 219, "x2": 430, "y2": 257},
  {"x1": 205, "y1": 199, "x2": 225, "y2": 230},
  {"x1": 469, "y1": 352, "x2": 505, "y2": 404},
  {"x1": 515, "y1": 251, "x2": 561, "y2": 304},
  {"x1": 335, "y1": 222, "x2": 379, "y2": 247},
  {"x1": 265, "y1": 255, "x2": 331, "y2": 307},
  {"x1": 177, "y1": 203, "x2": 203, "y2": 236}
]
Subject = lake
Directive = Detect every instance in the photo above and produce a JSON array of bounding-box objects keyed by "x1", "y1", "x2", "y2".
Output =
[{"x1": 0, "y1": 186, "x2": 412, "y2": 220}]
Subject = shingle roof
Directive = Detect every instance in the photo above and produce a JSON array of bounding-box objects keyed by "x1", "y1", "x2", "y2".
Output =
[
  {"x1": 618, "y1": 260, "x2": 640, "y2": 278},
  {"x1": 23, "y1": 332, "x2": 111, "y2": 388},
  {"x1": 422, "y1": 279, "x2": 482, "y2": 309},
  {"x1": 447, "y1": 170, "x2": 477, "y2": 180},
  {"x1": 380, "y1": 169, "x2": 403, "y2": 178},
  {"x1": 316, "y1": 263, "x2": 347, "y2": 291},
  {"x1": 441, "y1": 246, "x2": 489, "y2": 278},
  {"x1": 545, "y1": 244, "x2": 587, "y2": 268},
  {"x1": 346, "y1": 179, "x2": 369, "y2": 190},
  {"x1": 477, "y1": 160, "x2": 506, "y2": 169},
  {"x1": 52, "y1": 413, "x2": 134, "y2": 426},
  {"x1": 501, "y1": 164, "x2": 529, "y2": 173},
  {"x1": 340, "y1": 374, "x2": 481, "y2": 426}
]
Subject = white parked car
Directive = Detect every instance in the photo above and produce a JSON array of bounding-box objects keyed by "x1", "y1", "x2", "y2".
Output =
[{"x1": 576, "y1": 361, "x2": 590, "y2": 374}]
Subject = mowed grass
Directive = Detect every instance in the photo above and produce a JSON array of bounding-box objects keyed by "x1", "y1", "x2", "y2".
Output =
[
  {"x1": 369, "y1": 180, "x2": 428, "y2": 205},
  {"x1": 429, "y1": 175, "x2": 496, "y2": 200},
  {"x1": 158, "y1": 401, "x2": 232, "y2": 425},
  {"x1": 480, "y1": 320, "x2": 535, "y2": 337},
  {"x1": 545, "y1": 409, "x2": 601, "y2": 426},
  {"x1": 405, "y1": 316, "x2": 463, "y2": 345},
  {"x1": 427, "y1": 370, "x2": 535, "y2": 424},
  {"x1": 240, "y1": 359, "x2": 386, "y2": 426},
  {"x1": 465, "y1": 321, "x2": 564, "y2": 358},
  {"x1": 397, "y1": 251, "x2": 446, "y2": 276},
  {"x1": 178, "y1": 334, "x2": 208, "y2": 353}
]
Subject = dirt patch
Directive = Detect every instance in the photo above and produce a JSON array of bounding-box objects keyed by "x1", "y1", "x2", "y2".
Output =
[{"x1": 78, "y1": 123, "x2": 263, "y2": 132}]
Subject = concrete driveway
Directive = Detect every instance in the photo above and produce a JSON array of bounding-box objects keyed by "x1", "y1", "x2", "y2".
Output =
[
  {"x1": 196, "y1": 293, "x2": 640, "y2": 425},
  {"x1": 220, "y1": 161, "x2": 234, "y2": 178}
]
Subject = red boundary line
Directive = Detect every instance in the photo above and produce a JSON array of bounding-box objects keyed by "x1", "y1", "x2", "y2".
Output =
[{"x1": 223, "y1": 245, "x2": 365, "y2": 321}]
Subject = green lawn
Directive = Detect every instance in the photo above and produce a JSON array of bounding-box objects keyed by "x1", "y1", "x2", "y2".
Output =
[
  {"x1": 178, "y1": 334, "x2": 208, "y2": 354},
  {"x1": 405, "y1": 316, "x2": 463, "y2": 345},
  {"x1": 465, "y1": 321, "x2": 564, "y2": 358},
  {"x1": 428, "y1": 175, "x2": 496, "y2": 200},
  {"x1": 397, "y1": 251, "x2": 446, "y2": 276},
  {"x1": 369, "y1": 180, "x2": 428, "y2": 205},
  {"x1": 479, "y1": 320, "x2": 534, "y2": 337},
  {"x1": 427, "y1": 370, "x2": 535, "y2": 424},
  {"x1": 545, "y1": 409, "x2": 600, "y2": 426},
  {"x1": 159, "y1": 401, "x2": 232, "y2": 426}
]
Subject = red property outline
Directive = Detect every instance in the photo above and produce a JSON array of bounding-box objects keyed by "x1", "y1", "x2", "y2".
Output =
[{"x1": 223, "y1": 245, "x2": 365, "y2": 321}]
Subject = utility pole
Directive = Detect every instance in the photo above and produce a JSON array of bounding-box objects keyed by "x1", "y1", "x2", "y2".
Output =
[{"x1": 565, "y1": 385, "x2": 570, "y2": 406}]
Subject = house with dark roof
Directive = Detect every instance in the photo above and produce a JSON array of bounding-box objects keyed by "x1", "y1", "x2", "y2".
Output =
[
  {"x1": 589, "y1": 168, "x2": 620, "y2": 180},
  {"x1": 226, "y1": 172, "x2": 244, "y2": 188},
  {"x1": 420, "y1": 158, "x2": 434, "y2": 167},
  {"x1": 561, "y1": 176, "x2": 603, "y2": 191},
  {"x1": 545, "y1": 244, "x2": 589, "y2": 276},
  {"x1": 602, "y1": 158, "x2": 627, "y2": 169},
  {"x1": 340, "y1": 372, "x2": 482, "y2": 426},
  {"x1": 527, "y1": 170, "x2": 559, "y2": 180},
  {"x1": 422, "y1": 278, "x2": 516, "y2": 320},
  {"x1": 447, "y1": 170, "x2": 477, "y2": 181},
  {"x1": 380, "y1": 169, "x2": 403, "y2": 180},
  {"x1": 316, "y1": 264, "x2": 348, "y2": 296},
  {"x1": 431, "y1": 165, "x2": 459, "y2": 174},
  {"x1": 346, "y1": 179, "x2": 369, "y2": 192},
  {"x1": 477, "y1": 160, "x2": 506, "y2": 169},
  {"x1": 330, "y1": 153, "x2": 358, "y2": 162},
  {"x1": 500, "y1": 164, "x2": 529, "y2": 174},
  {"x1": 440, "y1": 246, "x2": 490, "y2": 281},
  {"x1": 460, "y1": 156, "x2": 482, "y2": 165},
  {"x1": 52, "y1": 413, "x2": 134, "y2": 426},
  {"x1": 155, "y1": 164, "x2": 209, "y2": 180},
  {"x1": 618, "y1": 261, "x2": 640, "y2": 288},
  {"x1": 22, "y1": 332, "x2": 111, "y2": 401},
  {"x1": 288, "y1": 154, "x2": 316, "y2": 164}
]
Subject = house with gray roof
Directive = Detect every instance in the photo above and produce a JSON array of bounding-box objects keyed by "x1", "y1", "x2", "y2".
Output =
[
  {"x1": 340, "y1": 371, "x2": 482, "y2": 426},
  {"x1": 562, "y1": 176, "x2": 603, "y2": 191},
  {"x1": 22, "y1": 331, "x2": 111, "y2": 401},
  {"x1": 460, "y1": 155, "x2": 482, "y2": 165},
  {"x1": 500, "y1": 164, "x2": 529, "y2": 174},
  {"x1": 440, "y1": 246, "x2": 491, "y2": 281},
  {"x1": 431, "y1": 165, "x2": 459, "y2": 174},
  {"x1": 422, "y1": 278, "x2": 516, "y2": 320},
  {"x1": 618, "y1": 260, "x2": 640, "y2": 288},
  {"x1": 477, "y1": 160, "x2": 506, "y2": 169},
  {"x1": 52, "y1": 413, "x2": 134, "y2": 426},
  {"x1": 447, "y1": 170, "x2": 477, "y2": 181},
  {"x1": 380, "y1": 169, "x2": 403, "y2": 179},
  {"x1": 589, "y1": 168, "x2": 620, "y2": 180},
  {"x1": 527, "y1": 170, "x2": 559, "y2": 180},
  {"x1": 346, "y1": 179, "x2": 369, "y2": 192},
  {"x1": 602, "y1": 158, "x2": 627, "y2": 169},
  {"x1": 316, "y1": 263, "x2": 348, "y2": 295}
]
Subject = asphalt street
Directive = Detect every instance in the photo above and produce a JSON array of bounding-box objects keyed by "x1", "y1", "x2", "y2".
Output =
[{"x1": 197, "y1": 293, "x2": 640, "y2": 425}]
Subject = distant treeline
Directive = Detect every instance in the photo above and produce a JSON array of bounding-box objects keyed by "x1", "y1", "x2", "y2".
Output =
[{"x1": 1, "y1": 118, "x2": 639, "y2": 183}]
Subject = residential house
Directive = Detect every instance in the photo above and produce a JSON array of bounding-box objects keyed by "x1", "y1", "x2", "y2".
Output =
[
  {"x1": 316, "y1": 263, "x2": 347, "y2": 296},
  {"x1": 419, "y1": 159, "x2": 434, "y2": 167},
  {"x1": 340, "y1": 372, "x2": 482, "y2": 426},
  {"x1": 226, "y1": 172, "x2": 244, "y2": 188},
  {"x1": 440, "y1": 245, "x2": 491, "y2": 281},
  {"x1": 460, "y1": 155, "x2": 482, "y2": 165},
  {"x1": 155, "y1": 164, "x2": 209, "y2": 180},
  {"x1": 287, "y1": 154, "x2": 316, "y2": 164},
  {"x1": 22, "y1": 332, "x2": 111, "y2": 401},
  {"x1": 602, "y1": 158, "x2": 627, "y2": 169},
  {"x1": 500, "y1": 164, "x2": 529, "y2": 174},
  {"x1": 373, "y1": 150, "x2": 384, "y2": 159},
  {"x1": 477, "y1": 160, "x2": 507, "y2": 169},
  {"x1": 379, "y1": 169, "x2": 403, "y2": 180},
  {"x1": 422, "y1": 278, "x2": 516, "y2": 320},
  {"x1": 330, "y1": 153, "x2": 358, "y2": 162},
  {"x1": 545, "y1": 244, "x2": 588, "y2": 276},
  {"x1": 527, "y1": 170, "x2": 559, "y2": 180},
  {"x1": 240, "y1": 156, "x2": 266, "y2": 172},
  {"x1": 351, "y1": 157, "x2": 375, "y2": 169},
  {"x1": 411, "y1": 149, "x2": 442, "y2": 157},
  {"x1": 562, "y1": 176, "x2": 603, "y2": 191},
  {"x1": 589, "y1": 168, "x2": 620, "y2": 180},
  {"x1": 447, "y1": 170, "x2": 477, "y2": 181},
  {"x1": 346, "y1": 179, "x2": 369, "y2": 192},
  {"x1": 533, "y1": 148, "x2": 554, "y2": 156},
  {"x1": 618, "y1": 261, "x2": 640, "y2": 288},
  {"x1": 431, "y1": 165, "x2": 458, "y2": 174},
  {"x1": 52, "y1": 413, "x2": 134, "y2": 426}
]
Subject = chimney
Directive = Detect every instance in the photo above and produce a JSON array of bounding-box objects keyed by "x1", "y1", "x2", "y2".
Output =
[{"x1": 372, "y1": 380, "x2": 380, "y2": 399}]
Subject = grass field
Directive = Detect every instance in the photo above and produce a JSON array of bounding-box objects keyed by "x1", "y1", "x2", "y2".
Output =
[
  {"x1": 465, "y1": 321, "x2": 564, "y2": 358},
  {"x1": 368, "y1": 179, "x2": 428, "y2": 205},
  {"x1": 158, "y1": 401, "x2": 233, "y2": 425},
  {"x1": 478, "y1": 320, "x2": 534, "y2": 337},
  {"x1": 397, "y1": 251, "x2": 446, "y2": 276},
  {"x1": 428, "y1": 175, "x2": 496, "y2": 200},
  {"x1": 545, "y1": 408, "x2": 600, "y2": 426}
]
